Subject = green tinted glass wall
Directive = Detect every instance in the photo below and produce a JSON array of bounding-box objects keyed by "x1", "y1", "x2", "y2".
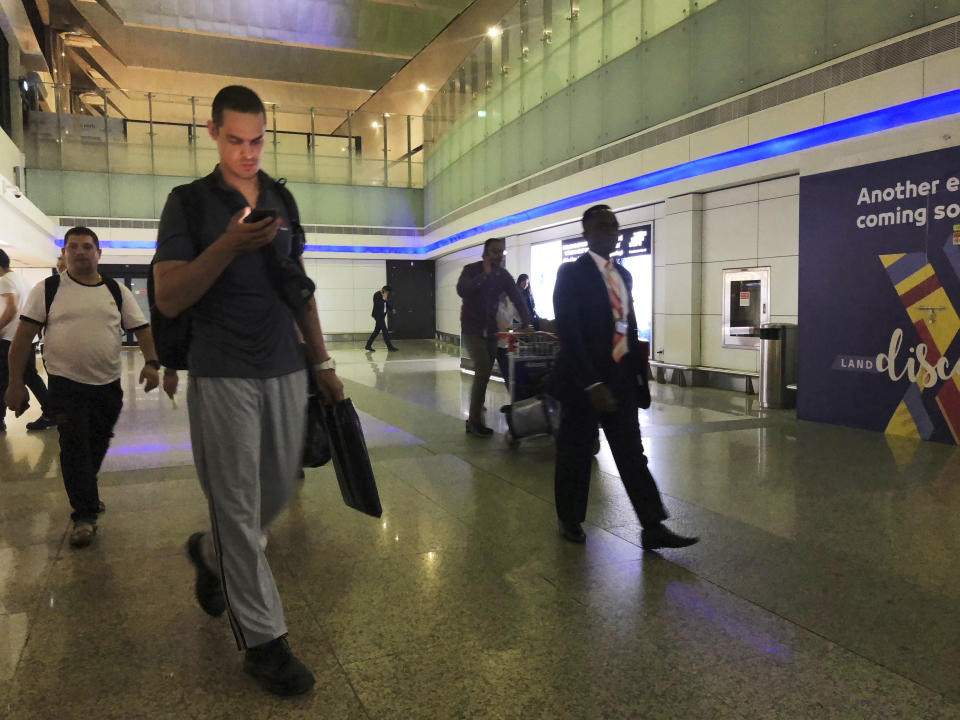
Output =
[{"x1": 423, "y1": 0, "x2": 960, "y2": 224}]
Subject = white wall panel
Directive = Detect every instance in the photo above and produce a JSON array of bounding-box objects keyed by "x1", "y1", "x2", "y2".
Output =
[
  {"x1": 702, "y1": 184, "x2": 758, "y2": 210},
  {"x1": 923, "y1": 47, "x2": 960, "y2": 97},
  {"x1": 823, "y1": 63, "x2": 924, "y2": 124},
  {"x1": 758, "y1": 195, "x2": 800, "y2": 258},
  {"x1": 689, "y1": 118, "x2": 749, "y2": 162},
  {"x1": 701, "y1": 202, "x2": 758, "y2": 262},
  {"x1": 763, "y1": 255, "x2": 800, "y2": 317},
  {"x1": 664, "y1": 263, "x2": 697, "y2": 315},
  {"x1": 748, "y1": 95, "x2": 825, "y2": 145}
]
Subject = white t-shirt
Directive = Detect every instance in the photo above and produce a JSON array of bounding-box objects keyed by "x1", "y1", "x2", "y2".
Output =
[
  {"x1": 0, "y1": 270, "x2": 32, "y2": 341},
  {"x1": 20, "y1": 272, "x2": 148, "y2": 385}
]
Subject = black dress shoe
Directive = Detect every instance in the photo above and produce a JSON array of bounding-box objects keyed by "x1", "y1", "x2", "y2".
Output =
[
  {"x1": 387, "y1": 346, "x2": 399, "y2": 352},
  {"x1": 365, "y1": 346, "x2": 375, "y2": 352},
  {"x1": 641, "y1": 524, "x2": 699, "y2": 550},
  {"x1": 558, "y1": 520, "x2": 586, "y2": 544},
  {"x1": 465, "y1": 420, "x2": 493, "y2": 437},
  {"x1": 25, "y1": 414, "x2": 57, "y2": 431}
]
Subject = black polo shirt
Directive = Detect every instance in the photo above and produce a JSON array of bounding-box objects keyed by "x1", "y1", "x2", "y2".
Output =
[{"x1": 154, "y1": 165, "x2": 303, "y2": 379}]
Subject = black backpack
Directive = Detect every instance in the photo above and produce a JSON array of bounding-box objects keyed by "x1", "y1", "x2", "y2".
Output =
[{"x1": 147, "y1": 173, "x2": 307, "y2": 370}]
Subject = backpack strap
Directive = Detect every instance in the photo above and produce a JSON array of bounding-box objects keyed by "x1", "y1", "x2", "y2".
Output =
[
  {"x1": 43, "y1": 274, "x2": 60, "y2": 321},
  {"x1": 275, "y1": 178, "x2": 305, "y2": 259},
  {"x1": 170, "y1": 178, "x2": 210, "y2": 256},
  {"x1": 101, "y1": 275, "x2": 124, "y2": 325}
]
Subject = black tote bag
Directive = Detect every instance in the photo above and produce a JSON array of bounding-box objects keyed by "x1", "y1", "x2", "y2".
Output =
[
  {"x1": 302, "y1": 395, "x2": 332, "y2": 468},
  {"x1": 322, "y1": 399, "x2": 383, "y2": 518}
]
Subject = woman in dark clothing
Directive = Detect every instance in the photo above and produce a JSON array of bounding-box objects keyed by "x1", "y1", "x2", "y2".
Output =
[{"x1": 516, "y1": 274, "x2": 537, "y2": 325}]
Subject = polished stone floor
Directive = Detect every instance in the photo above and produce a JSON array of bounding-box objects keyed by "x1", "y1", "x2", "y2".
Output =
[{"x1": 1, "y1": 341, "x2": 958, "y2": 719}]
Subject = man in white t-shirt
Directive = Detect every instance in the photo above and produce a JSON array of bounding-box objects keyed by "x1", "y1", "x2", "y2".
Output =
[
  {"x1": 4, "y1": 227, "x2": 161, "y2": 548},
  {"x1": 0, "y1": 250, "x2": 56, "y2": 433}
]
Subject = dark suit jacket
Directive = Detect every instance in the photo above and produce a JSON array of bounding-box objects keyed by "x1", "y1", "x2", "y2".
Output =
[
  {"x1": 371, "y1": 291, "x2": 392, "y2": 320},
  {"x1": 553, "y1": 253, "x2": 642, "y2": 398}
]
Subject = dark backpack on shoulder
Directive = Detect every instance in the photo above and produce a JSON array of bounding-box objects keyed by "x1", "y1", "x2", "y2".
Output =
[
  {"x1": 147, "y1": 174, "x2": 309, "y2": 370},
  {"x1": 147, "y1": 183, "x2": 204, "y2": 370}
]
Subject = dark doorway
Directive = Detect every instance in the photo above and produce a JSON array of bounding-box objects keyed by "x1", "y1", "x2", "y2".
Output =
[
  {"x1": 100, "y1": 264, "x2": 150, "y2": 346},
  {"x1": 386, "y1": 260, "x2": 435, "y2": 339}
]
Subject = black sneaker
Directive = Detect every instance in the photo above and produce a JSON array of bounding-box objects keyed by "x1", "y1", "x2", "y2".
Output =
[
  {"x1": 25, "y1": 414, "x2": 57, "y2": 431},
  {"x1": 186, "y1": 532, "x2": 226, "y2": 617},
  {"x1": 244, "y1": 636, "x2": 315, "y2": 696}
]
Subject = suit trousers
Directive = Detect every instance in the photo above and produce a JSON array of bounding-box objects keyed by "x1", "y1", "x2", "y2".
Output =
[
  {"x1": 187, "y1": 370, "x2": 308, "y2": 650},
  {"x1": 47, "y1": 375, "x2": 123, "y2": 523},
  {"x1": 462, "y1": 334, "x2": 498, "y2": 425},
  {"x1": 554, "y1": 360, "x2": 668, "y2": 528},
  {"x1": 366, "y1": 317, "x2": 394, "y2": 349}
]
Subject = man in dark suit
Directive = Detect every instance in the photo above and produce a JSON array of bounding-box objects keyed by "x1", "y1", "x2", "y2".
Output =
[
  {"x1": 366, "y1": 285, "x2": 398, "y2": 352},
  {"x1": 553, "y1": 205, "x2": 698, "y2": 550}
]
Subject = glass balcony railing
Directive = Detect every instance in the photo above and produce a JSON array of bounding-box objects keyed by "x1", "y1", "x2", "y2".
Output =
[{"x1": 22, "y1": 83, "x2": 424, "y2": 189}]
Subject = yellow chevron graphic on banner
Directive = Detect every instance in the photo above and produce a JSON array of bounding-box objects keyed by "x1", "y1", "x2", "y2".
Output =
[
  {"x1": 879, "y1": 253, "x2": 906, "y2": 268},
  {"x1": 885, "y1": 401, "x2": 922, "y2": 439},
  {"x1": 894, "y1": 264, "x2": 935, "y2": 296}
]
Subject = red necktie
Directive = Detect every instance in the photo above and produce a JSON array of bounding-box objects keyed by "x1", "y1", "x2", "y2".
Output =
[{"x1": 603, "y1": 262, "x2": 627, "y2": 363}]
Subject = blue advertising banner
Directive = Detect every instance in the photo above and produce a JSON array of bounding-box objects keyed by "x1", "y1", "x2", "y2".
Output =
[{"x1": 799, "y1": 146, "x2": 960, "y2": 444}]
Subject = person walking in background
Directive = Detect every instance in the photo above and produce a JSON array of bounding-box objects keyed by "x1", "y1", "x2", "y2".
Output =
[
  {"x1": 456, "y1": 237, "x2": 532, "y2": 437},
  {"x1": 366, "y1": 285, "x2": 398, "y2": 352},
  {"x1": 4, "y1": 228, "x2": 160, "y2": 547},
  {"x1": 516, "y1": 273, "x2": 538, "y2": 325},
  {"x1": 552, "y1": 205, "x2": 698, "y2": 551},
  {"x1": 0, "y1": 250, "x2": 56, "y2": 432}
]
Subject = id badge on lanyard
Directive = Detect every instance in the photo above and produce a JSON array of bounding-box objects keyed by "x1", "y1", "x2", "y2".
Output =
[{"x1": 615, "y1": 319, "x2": 628, "y2": 335}]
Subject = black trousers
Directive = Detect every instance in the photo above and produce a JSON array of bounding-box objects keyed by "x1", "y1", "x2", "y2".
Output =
[
  {"x1": 554, "y1": 360, "x2": 668, "y2": 528},
  {"x1": 366, "y1": 317, "x2": 395, "y2": 349},
  {"x1": 0, "y1": 340, "x2": 50, "y2": 421},
  {"x1": 48, "y1": 375, "x2": 123, "y2": 523},
  {"x1": 495, "y1": 347, "x2": 510, "y2": 386}
]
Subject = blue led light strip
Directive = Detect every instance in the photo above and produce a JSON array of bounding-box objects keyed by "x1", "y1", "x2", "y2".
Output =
[
  {"x1": 56, "y1": 90, "x2": 960, "y2": 255},
  {"x1": 307, "y1": 89, "x2": 960, "y2": 255}
]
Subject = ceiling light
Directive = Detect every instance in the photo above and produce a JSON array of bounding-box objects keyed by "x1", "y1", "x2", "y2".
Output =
[
  {"x1": 477, "y1": 110, "x2": 487, "y2": 117},
  {"x1": 384, "y1": 113, "x2": 391, "y2": 118},
  {"x1": 371, "y1": 121, "x2": 379, "y2": 128},
  {"x1": 488, "y1": 26, "x2": 501, "y2": 38},
  {"x1": 61, "y1": 52, "x2": 65, "y2": 57},
  {"x1": 417, "y1": 83, "x2": 427, "y2": 92}
]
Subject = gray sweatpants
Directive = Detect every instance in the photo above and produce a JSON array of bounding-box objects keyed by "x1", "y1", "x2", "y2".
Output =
[{"x1": 187, "y1": 370, "x2": 308, "y2": 650}]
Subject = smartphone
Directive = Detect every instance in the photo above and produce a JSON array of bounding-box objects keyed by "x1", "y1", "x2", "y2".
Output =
[{"x1": 244, "y1": 208, "x2": 277, "y2": 224}]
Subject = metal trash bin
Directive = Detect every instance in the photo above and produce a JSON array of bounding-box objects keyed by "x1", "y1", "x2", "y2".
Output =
[{"x1": 756, "y1": 323, "x2": 797, "y2": 409}]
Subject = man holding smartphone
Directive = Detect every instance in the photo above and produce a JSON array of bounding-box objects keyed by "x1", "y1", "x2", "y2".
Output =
[{"x1": 152, "y1": 86, "x2": 344, "y2": 697}]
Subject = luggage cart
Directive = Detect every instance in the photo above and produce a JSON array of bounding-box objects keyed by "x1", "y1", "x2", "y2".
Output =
[{"x1": 499, "y1": 331, "x2": 561, "y2": 449}]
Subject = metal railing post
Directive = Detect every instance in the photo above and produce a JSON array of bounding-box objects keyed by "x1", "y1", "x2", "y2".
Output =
[
  {"x1": 382, "y1": 114, "x2": 388, "y2": 186},
  {"x1": 406, "y1": 115, "x2": 413, "y2": 188},
  {"x1": 147, "y1": 92, "x2": 155, "y2": 175}
]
